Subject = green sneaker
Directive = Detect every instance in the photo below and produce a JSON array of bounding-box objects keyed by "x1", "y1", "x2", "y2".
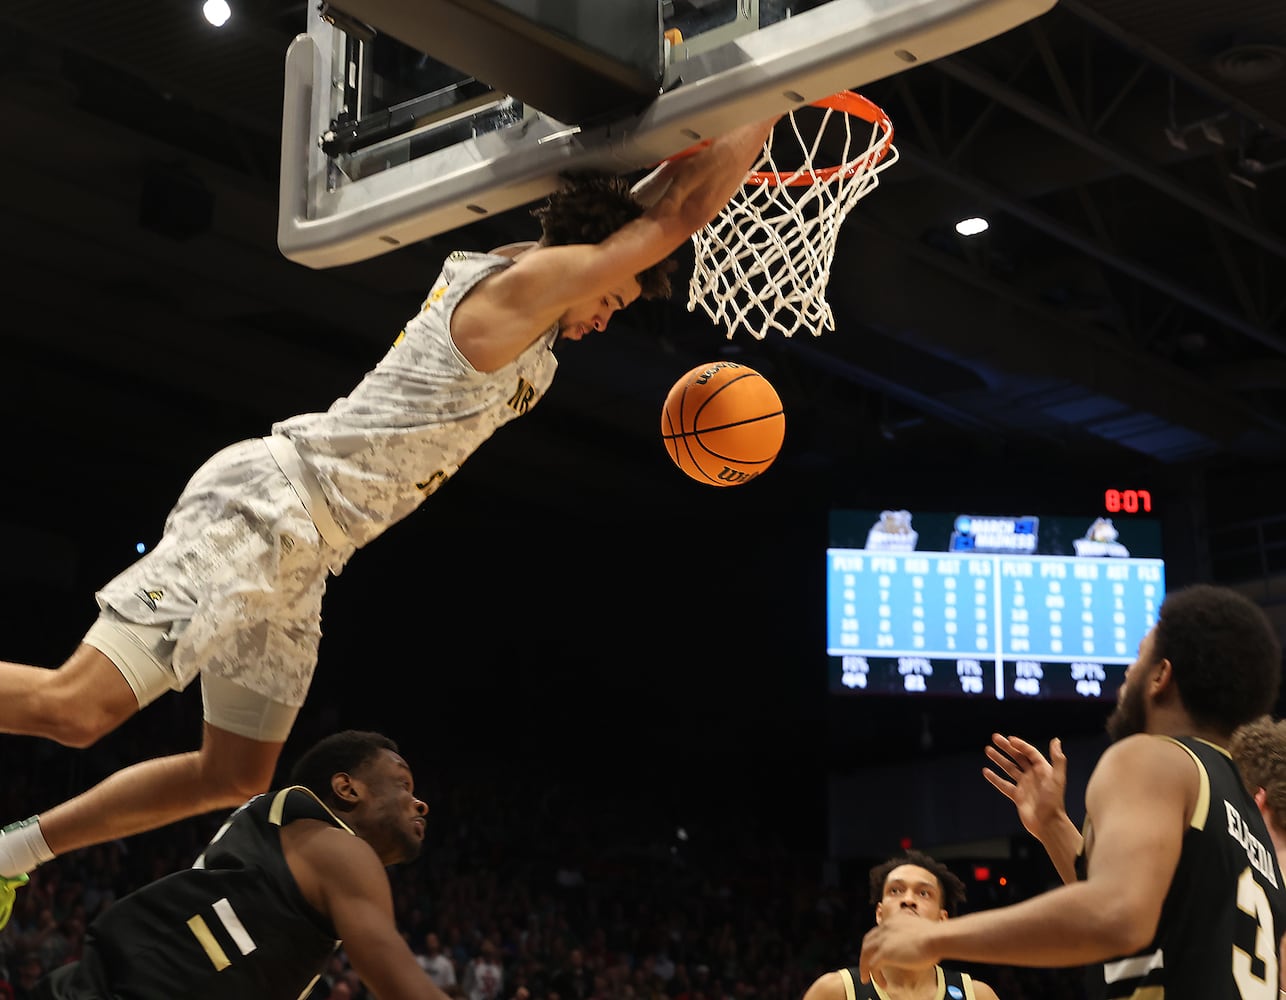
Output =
[{"x1": 0, "y1": 873, "x2": 29, "y2": 931}]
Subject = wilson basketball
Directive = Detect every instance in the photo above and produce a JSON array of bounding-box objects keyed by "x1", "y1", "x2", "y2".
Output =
[{"x1": 661, "y1": 361, "x2": 785, "y2": 486}]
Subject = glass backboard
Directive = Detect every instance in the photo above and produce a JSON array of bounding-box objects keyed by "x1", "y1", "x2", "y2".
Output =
[{"x1": 278, "y1": 0, "x2": 1057, "y2": 269}]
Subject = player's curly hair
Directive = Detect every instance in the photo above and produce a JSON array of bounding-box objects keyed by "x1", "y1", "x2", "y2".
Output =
[
  {"x1": 1231, "y1": 715, "x2": 1286, "y2": 830},
  {"x1": 530, "y1": 170, "x2": 674, "y2": 300},
  {"x1": 290, "y1": 730, "x2": 400, "y2": 809},
  {"x1": 868, "y1": 849, "x2": 967, "y2": 916},
  {"x1": 1151, "y1": 584, "x2": 1280, "y2": 734}
]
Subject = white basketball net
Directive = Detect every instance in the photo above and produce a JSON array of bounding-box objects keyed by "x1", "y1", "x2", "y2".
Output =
[{"x1": 687, "y1": 92, "x2": 898, "y2": 340}]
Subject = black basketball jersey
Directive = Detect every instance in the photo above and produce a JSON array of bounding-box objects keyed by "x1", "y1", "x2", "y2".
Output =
[
  {"x1": 1098, "y1": 736, "x2": 1286, "y2": 1000},
  {"x1": 838, "y1": 964, "x2": 978, "y2": 1000},
  {"x1": 36, "y1": 786, "x2": 346, "y2": 1000}
]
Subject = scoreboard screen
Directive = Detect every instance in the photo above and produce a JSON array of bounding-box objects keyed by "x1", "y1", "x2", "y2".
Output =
[{"x1": 826, "y1": 508, "x2": 1166, "y2": 701}]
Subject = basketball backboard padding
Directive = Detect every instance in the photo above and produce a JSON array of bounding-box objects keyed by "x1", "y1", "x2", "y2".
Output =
[
  {"x1": 324, "y1": 0, "x2": 664, "y2": 126},
  {"x1": 279, "y1": 0, "x2": 1058, "y2": 269}
]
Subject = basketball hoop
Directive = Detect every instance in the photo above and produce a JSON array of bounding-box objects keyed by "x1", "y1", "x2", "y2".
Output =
[{"x1": 688, "y1": 91, "x2": 898, "y2": 340}]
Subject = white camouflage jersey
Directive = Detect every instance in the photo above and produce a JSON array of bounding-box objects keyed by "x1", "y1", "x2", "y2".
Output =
[{"x1": 273, "y1": 250, "x2": 559, "y2": 549}]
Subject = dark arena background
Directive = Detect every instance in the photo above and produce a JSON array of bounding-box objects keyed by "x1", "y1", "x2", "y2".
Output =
[{"x1": 2, "y1": 1, "x2": 1285, "y2": 998}]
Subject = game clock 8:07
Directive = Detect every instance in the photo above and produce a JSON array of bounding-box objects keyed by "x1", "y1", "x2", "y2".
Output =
[{"x1": 1105, "y1": 489, "x2": 1152, "y2": 514}]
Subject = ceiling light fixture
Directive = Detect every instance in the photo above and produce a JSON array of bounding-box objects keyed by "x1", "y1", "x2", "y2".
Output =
[
  {"x1": 1212, "y1": 42, "x2": 1286, "y2": 85},
  {"x1": 955, "y1": 216, "x2": 989, "y2": 237},
  {"x1": 202, "y1": 0, "x2": 232, "y2": 28}
]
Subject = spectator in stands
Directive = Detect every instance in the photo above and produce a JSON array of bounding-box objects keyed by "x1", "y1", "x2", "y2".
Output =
[
  {"x1": 463, "y1": 939, "x2": 504, "y2": 1000},
  {"x1": 417, "y1": 932, "x2": 458, "y2": 991}
]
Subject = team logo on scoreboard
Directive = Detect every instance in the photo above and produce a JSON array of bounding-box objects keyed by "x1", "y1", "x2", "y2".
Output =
[
  {"x1": 864, "y1": 509, "x2": 919, "y2": 552},
  {"x1": 1072, "y1": 517, "x2": 1131, "y2": 557}
]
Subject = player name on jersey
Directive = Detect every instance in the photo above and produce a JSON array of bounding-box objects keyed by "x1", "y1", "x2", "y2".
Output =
[{"x1": 1225, "y1": 800, "x2": 1278, "y2": 888}]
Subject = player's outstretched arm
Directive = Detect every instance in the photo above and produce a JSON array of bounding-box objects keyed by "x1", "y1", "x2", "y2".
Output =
[
  {"x1": 299, "y1": 827, "x2": 451, "y2": 1000},
  {"x1": 640, "y1": 115, "x2": 781, "y2": 240},
  {"x1": 452, "y1": 115, "x2": 780, "y2": 370},
  {"x1": 983, "y1": 733, "x2": 1083, "y2": 884},
  {"x1": 863, "y1": 736, "x2": 1187, "y2": 980}
]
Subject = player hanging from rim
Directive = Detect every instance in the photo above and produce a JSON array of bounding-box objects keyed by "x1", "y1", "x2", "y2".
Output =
[{"x1": 0, "y1": 112, "x2": 781, "y2": 922}]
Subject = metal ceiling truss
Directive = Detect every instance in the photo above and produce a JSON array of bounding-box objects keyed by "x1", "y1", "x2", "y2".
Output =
[
  {"x1": 884, "y1": 6, "x2": 1285, "y2": 367},
  {"x1": 768, "y1": 3, "x2": 1286, "y2": 464}
]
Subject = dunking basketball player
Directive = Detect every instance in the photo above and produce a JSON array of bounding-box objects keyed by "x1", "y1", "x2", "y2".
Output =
[
  {"x1": 0, "y1": 113, "x2": 781, "y2": 918},
  {"x1": 802, "y1": 850, "x2": 1000, "y2": 1000},
  {"x1": 31, "y1": 730, "x2": 446, "y2": 1000}
]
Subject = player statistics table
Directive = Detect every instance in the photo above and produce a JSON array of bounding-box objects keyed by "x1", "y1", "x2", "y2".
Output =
[{"x1": 825, "y1": 549, "x2": 1165, "y2": 699}]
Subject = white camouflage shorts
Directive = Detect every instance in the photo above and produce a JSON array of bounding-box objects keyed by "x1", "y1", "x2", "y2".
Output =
[{"x1": 92, "y1": 437, "x2": 351, "y2": 712}]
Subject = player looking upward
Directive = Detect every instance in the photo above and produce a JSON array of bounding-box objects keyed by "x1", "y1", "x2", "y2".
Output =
[{"x1": 803, "y1": 849, "x2": 1001, "y2": 1000}]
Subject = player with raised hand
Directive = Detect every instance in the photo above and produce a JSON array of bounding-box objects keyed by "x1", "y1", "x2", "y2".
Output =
[
  {"x1": 861, "y1": 583, "x2": 1286, "y2": 999},
  {"x1": 983, "y1": 732, "x2": 1082, "y2": 884}
]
